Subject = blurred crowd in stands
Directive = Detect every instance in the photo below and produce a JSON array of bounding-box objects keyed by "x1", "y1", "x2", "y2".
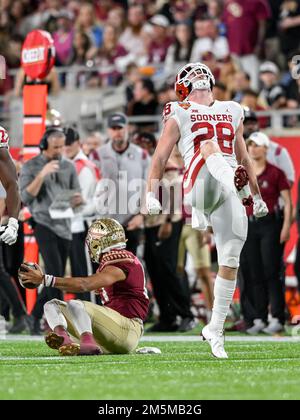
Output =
[
  {"x1": 1, "y1": 0, "x2": 300, "y2": 127},
  {"x1": 0, "y1": 0, "x2": 300, "y2": 336}
]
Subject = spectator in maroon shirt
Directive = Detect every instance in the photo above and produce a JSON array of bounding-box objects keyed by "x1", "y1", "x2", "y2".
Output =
[
  {"x1": 148, "y1": 14, "x2": 173, "y2": 64},
  {"x1": 240, "y1": 131, "x2": 292, "y2": 335},
  {"x1": 222, "y1": 0, "x2": 271, "y2": 90}
]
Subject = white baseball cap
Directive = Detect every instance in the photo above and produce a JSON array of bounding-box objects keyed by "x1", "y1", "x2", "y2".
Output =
[
  {"x1": 247, "y1": 131, "x2": 270, "y2": 147},
  {"x1": 259, "y1": 61, "x2": 279, "y2": 75},
  {"x1": 149, "y1": 14, "x2": 170, "y2": 28}
]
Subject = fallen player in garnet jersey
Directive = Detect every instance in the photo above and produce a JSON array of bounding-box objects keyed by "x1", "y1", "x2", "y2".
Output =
[{"x1": 18, "y1": 218, "x2": 149, "y2": 356}]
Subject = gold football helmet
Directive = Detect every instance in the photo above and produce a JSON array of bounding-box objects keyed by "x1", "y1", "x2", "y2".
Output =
[{"x1": 86, "y1": 218, "x2": 126, "y2": 263}]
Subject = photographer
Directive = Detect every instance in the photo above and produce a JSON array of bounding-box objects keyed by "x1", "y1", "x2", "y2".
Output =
[{"x1": 20, "y1": 128, "x2": 83, "y2": 334}]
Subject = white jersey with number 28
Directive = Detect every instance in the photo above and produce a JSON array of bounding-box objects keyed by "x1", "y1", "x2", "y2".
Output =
[{"x1": 163, "y1": 99, "x2": 244, "y2": 170}]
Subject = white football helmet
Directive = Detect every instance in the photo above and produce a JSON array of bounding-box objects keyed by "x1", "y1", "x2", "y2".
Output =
[{"x1": 175, "y1": 62, "x2": 215, "y2": 101}]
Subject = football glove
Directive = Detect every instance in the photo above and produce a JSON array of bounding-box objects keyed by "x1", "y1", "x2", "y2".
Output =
[
  {"x1": 0, "y1": 217, "x2": 19, "y2": 245},
  {"x1": 146, "y1": 192, "x2": 161, "y2": 215},
  {"x1": 253, "y1": 195, "x2": 269, "y2": 218}
]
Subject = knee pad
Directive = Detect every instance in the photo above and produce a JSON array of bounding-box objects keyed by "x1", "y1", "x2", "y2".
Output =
[{"x1": 218, "y1": 238, "x2": 246, "y2": 269}]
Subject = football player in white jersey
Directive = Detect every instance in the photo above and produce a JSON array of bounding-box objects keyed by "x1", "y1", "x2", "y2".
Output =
[
  {"x1": 0, "y1": 126, "x2": 20, "y2": 245},
  {"x1": 146, "y1": 63, "x2": 268, "y2": 358}
]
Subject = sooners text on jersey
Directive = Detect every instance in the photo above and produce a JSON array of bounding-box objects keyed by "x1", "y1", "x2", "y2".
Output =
[{"x1": 163, "y1": 99, "x2": 244, "y2": 170}]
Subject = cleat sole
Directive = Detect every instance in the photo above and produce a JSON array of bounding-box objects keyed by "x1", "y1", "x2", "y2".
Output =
[
  {"x1": 45, "y1": 332, "x2": 64, "y2": 350},
  {"x1": 59, "y1": 343, "x2": 80, "y2": 356}
]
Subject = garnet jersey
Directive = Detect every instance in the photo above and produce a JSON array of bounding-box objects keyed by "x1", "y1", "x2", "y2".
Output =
[
  {"x1": 163, "y1": 100, "x2": 244, "y2": 169},
  {"x1": 0, "y1": 126, "x2": 9, "y2": 149},
  {"x1": 96, "y1": 249, "x2": 149, "y2": 321}
]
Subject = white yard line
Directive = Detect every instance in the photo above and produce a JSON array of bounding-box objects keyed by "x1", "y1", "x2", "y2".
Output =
[
  {"x1": 142, "y1": 335, "x2": 300, "y2": 343},
  {"x1": 0, "y1": 334, "x2": 299, "y2": 343}
]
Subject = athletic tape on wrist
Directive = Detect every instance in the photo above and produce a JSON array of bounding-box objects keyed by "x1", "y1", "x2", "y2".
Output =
[{"x1": 43, "y1": 274, "x2": 56, "y2": 287}]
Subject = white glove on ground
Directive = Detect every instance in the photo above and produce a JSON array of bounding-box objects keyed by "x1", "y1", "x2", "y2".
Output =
[{"x1": 0, "y1": 217, "x2": 19, "y2": 245}]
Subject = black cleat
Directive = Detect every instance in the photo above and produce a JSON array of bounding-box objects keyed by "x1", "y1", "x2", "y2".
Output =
[{"x1": 178, "y1": 317, "x2": 199, "y2": 332}]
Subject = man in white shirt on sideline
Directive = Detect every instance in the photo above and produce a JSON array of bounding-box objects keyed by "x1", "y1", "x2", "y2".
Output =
[
  {"x1": 243, "y1": 109, "x2": 295, "y2": 185},
  {"x1": 63, "y1": 127, "x2": 100, "y2": 298}
]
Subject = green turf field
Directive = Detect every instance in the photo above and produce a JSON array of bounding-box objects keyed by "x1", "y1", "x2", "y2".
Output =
[{"x1": 1, "y1": 339, "x2": 300, "y2": 400}]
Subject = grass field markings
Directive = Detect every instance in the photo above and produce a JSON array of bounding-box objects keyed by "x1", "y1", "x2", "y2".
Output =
[
  {"x1": 1, "y1": 355, "x2": 300, "y2": 365},
  {"x1": 2, "y1": 346, "x2": 299, "y2": 356},
  {"x1": 1, "y1": 335, "x2": 299, "y2": 343},
  {"x1": 141, "y1": 335, "x2": 298, "y2": 342}
]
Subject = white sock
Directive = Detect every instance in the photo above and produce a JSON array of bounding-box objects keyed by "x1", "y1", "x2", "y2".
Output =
[
  {"x1": 205, "y1": 153, "x2": 235, "y2": 192},
  {"x1": 209, "y1": 276, "x2": 236, "y2": 335},
  {"x1": 206, "y1": 310, "x2": 212, "y2": 323},
  {"x1": 44, "y1": 300, "x2": 68, "y2": 330},
  {"x1": 67, "y1": 300, "x2": 93, "y2": 335}
]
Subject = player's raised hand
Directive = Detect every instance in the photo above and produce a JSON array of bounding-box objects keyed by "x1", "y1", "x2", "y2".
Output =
[
  {"x1": 146, "y1": 192, "x2": 161, "y2": 215},
  {"x1": 253, "y1": 195, "x2": 269, "y2": 218},
  {"x1": 0, "y1": 217, "x2": 19, "y2": 245}
]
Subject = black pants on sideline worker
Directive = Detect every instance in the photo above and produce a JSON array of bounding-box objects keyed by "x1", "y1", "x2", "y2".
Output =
[
  {"x1": 240, "y1": 213, "x2": 286, "y2": 325},
  {"x1": 124, "y1": 227, "x2": 141, "y2": 255},
  {"x1": 31, "y1": 224, "x2": 71, "y2": 321},
  {"x1": 70, "y1": 228, "x2": 90, "y2": 301},
  {"x1": 144, "y1": 220, "x2": 193, "y2": 328},
  {"x1": 238, "y1": 257, "x2": 257, "y2": 328}
]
